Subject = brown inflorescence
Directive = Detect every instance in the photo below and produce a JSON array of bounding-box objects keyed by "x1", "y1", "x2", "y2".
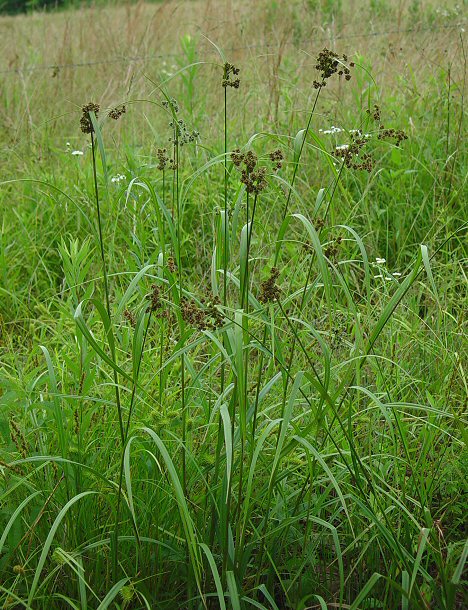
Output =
[
  {"x1": 222, "y1": 62, "x2": 240, "y2": 89},
  {"x1": 181, "y1": 294, "x2": 223, "y2": 331},
  {"x1": 80, "y1": 102, "x2": 100, "y2": 134},
  {"x1": 167, "y1": 256, "x2": 177, "y2": 273},
  {"x1": 156, "y1": 148, "x2": 169, "y2": 170},
  {"x1": 231, "y1": 149, "x2": 274, "y2": 195},
  {"x1": 334, "y1": 105, "x2": 408, "y2": 171},
  {"x1": 259, "y1": 267, "x2": 281, "y2": 303},
  {"x1": 269, "y1": 149, "x2": 284, "y2": 171},
  {"x1": 123, "y1": 309, "x2": 136, "y2": 327},
  {"x1": 313, "y1": 48, "x2": 354, "y2": 89},
  {"x1": 333, "y1": 133, "x2": 375, "y2": 172},
  {"x1": 108, "y1": 105, "x2": 126, "y2": 120},
  {"x1": 147, "y1": 284, "x2": 163, "y2": 314},
  {"x1": 324, "y1": 235, "x2": 343, "y2": 261}
]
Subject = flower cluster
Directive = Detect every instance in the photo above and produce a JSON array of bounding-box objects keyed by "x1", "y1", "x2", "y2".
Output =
[
  {"x1": 169, "y1": 118, "x2": 200, "y2": 146},
  {"x1": 181, "y1": 294, "x2": 223, "y2": 331},
  {"x1": 156, "y1": 147, "x2": 177, "y2": 171},
  {"x1": 123, "y1": 308, "x2": 136, "y2": 327},
  {"x1": 324, "y1": 235, "x2": 343, "y2": 261},
  {"x1": 333, "y1": 105, "x2": 408, "y2": 172},
  {"x1": 111, "y1": 173, "x2": 126, "y2": 183},
  {"x1": 333, "y1": 131, "x2": 375, "y2": 171},
  {"x1": 80, "y1": 102, "x2": 100, "y2": 134},
  {"x1": 146, "y1": 284, "x2": 163, "y2": 314},
  {"x1": 162, "y1": 97, "x2": 180, "y2": 114},
  {"x1": 108, "y1": 105, "x2": 126, "y2": 120},
  {"x1": 259, "y1": 267, "x2": 281, "y2": 303},
  {"x1": 368, "y1": 105, "x2": 408, "y2": 145},
  {"x1": 269, "y1": 149, "x2": 284, "y2": 171},
  {"x1": 313, "y1": 49, "x2": 354, "y2": 89},
  {"x1": 167, "y1": 256, "x2": 177, "y2": 273},
  {"x1": 222, "y1": 62, "x2": 240, "y2": 89},
  {"x1": 231, "y1": 149, "x2": 273, "y2": 195}
]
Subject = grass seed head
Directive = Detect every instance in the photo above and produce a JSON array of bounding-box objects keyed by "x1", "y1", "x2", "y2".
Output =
[
  {"x1": 259, "y1": 267, "x2": 281, "y2": 303},
  {"x1": 222, "y1": 62, "x2": 240, "y2": 88},
  {"x1": 80, "y1": 102, "x2": 100, "y2": 133},
  {"x1": 108, "y1": 104, "x2": 126, "y2": 120},
  {"x1": 314, "y1": 48, "x2": 354, "y2": 88}
]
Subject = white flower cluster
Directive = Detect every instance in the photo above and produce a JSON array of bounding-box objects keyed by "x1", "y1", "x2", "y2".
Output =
[
  {"x1": 372, "y1": 258, "x2": 403, "y2": 281},
  {"x1": 319, "y1": 126, "x2": 343, "y2": 134},
  {"x1": 111, "y1": 174, "x2": 126, "y2": 184},
  {"x1": 65, "y1": 142, "x2": 84, "y2": 156}
]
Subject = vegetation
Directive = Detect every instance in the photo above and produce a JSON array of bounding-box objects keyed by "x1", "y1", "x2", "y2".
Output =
[{"x1": 0, "y1": 1, "x2": 466, "y2": 608}]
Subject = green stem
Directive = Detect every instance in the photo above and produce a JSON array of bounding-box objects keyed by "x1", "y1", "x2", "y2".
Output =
[{"x1": 90, "y1": 131, "x2": 124, "y2": 446}]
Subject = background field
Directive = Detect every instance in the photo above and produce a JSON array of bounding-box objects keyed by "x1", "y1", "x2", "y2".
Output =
[{"x1": 0, "y1": 1, "x2": 467, "y2": 609}]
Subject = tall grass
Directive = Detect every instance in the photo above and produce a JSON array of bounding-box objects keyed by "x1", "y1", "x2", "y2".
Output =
[{"x1": 0, "y1": 3, "x2": 467, "y2": 609}]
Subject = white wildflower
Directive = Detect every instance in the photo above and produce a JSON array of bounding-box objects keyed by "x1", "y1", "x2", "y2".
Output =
[
  {"x1": 111, "y1": 173, "x2": 126, "y2": 183},
  {"x1": 71, "y1": 150, "x2": 84, "y2": 156},
  {"x1": 321, "y1": 126, "x2": 344, "y2": 135},
  {"x1": 375, "y1": 257, "x2": 386, "y2": 264}
]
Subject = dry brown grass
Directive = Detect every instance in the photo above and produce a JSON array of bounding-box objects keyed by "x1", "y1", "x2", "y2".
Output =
[{"x1": 0, "y1": 0, "x2": 464, "y2": 154}]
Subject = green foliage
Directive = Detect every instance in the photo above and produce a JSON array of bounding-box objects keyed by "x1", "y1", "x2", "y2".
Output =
[{"x1": 0, "y1": 2, "x2": 466, "y2": 608}]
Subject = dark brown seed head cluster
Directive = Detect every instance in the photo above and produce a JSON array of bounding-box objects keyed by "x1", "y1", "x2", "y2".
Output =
[
  {"x1": 147, "y1": 284, "x2": 162, "y2": 313},
  {"x1": 222, "y1": 62, "x2": 240, "y2": 89},
  {"x1": 108, "y1": 105, "x2": 126, "y2": 120},
  {"x1": 181, "y1": 295, "x2": 223, "y2": 331},
  {"x1": 167, "y1": 256, "x2": 177, "y2": 273},
  {"x1": 156, "y1": 148, "x2": 177, "y2": 171},
  {"x1": 269, "y1": 149, "x2": 284, "y2": 171},
  {"x1": 368, "y1": 105, "x2": 408, "y2": 145},
  {"x1": 231, "y1": 148, "x2": 244, "y2": 167},
  {"x1": 334, "y1": 106, "x2": 408, "y2": 171},
  {"x1": 378, "y1": 127, "x2": 408, "y2": 146},
  {"x1": 333, "y1": 131, "x2": 375, "y2": 171},
  {"x1": 368, "y1": 104, "x2": 381, "y2": 122},
  {"x1": 242, "y1": 166, "x2": 268, "y2": 195},
  {"x1": 156, "y1": 148, "x2": 169, "y2": 170},
  {"x1": 324, "y1": 235, "x2": 343, "y2": 260},
  {"x1": 80, "y1": 102, "x2": 100, "y2": 134},
  {"x1": 162, "y1": 97, "x2": 180, "y2": 114},
  {"x1": 313, "y1": 49, "x2": 354, "y2": 88},
  {"x1": 231, "y1": 149, "x2": 268, "y2": 195},
  {"x1": 169, "y1": 118, "x2": 199, "y2": 146},
  {"x1": 259, "y1": 267, "x2": 281, "y2": 304},
  {"x1": 123, "y1": 308, "x2": 136, "y2": 327}
]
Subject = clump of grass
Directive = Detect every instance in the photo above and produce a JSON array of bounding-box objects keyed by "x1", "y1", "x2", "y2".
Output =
[{"x1": 0, "y1": 31, "x2": 466, "y2": 610}]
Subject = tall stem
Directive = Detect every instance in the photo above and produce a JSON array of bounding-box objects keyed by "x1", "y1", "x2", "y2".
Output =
[{"x1": 90, "y1": 132, "x2": 124, "y2": 446}]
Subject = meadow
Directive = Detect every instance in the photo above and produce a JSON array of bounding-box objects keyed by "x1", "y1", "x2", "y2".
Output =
[{"x1": 0, "y1": 0, "x2": 467, "y2": 608}]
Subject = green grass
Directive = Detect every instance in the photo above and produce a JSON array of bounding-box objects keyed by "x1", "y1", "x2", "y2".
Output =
[{"x1": 0, "y1": 2, "x2": 467, "y2": 608}]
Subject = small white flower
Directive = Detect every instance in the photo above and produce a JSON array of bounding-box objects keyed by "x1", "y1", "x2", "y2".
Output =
[
  {"x1": 392, "y1": 272, "x2": 402, "y2": 277},
  {"x1": 322, "y1": 126, "x2": 344, "y2": 135},
  {"x1": 373, "y1": 274, "x2": 383, "y2": 279},
  {"x1": 335, "y1": 144, "x2": 349, "y2": 151},
  {"x1": 375, "y1": 257, "x2": 386, "y2": 264},
  {"x1": 111, "y1": 173, "x2": 126, "y2": 183},
  {"x1": 71, "y1": 150, "x2": 84, "y2": 156}
]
